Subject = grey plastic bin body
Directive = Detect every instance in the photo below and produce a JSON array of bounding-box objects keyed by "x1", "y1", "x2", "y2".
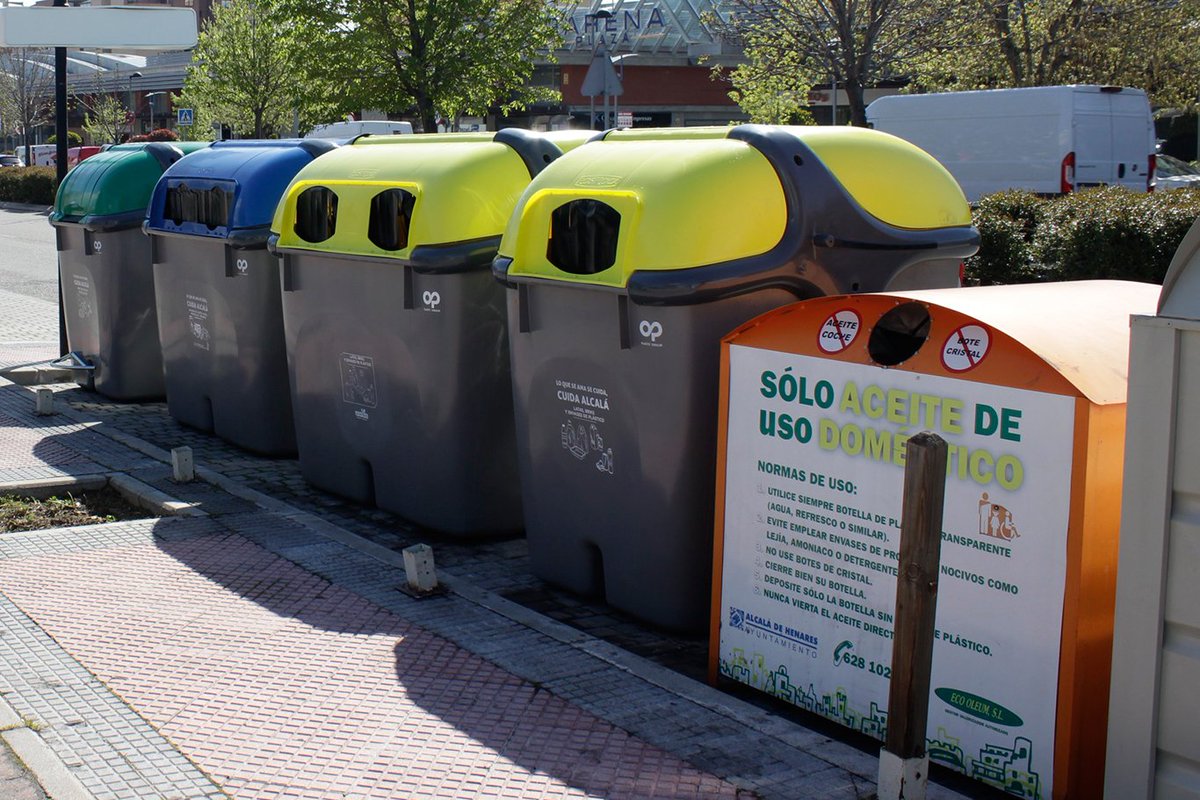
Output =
[
  {"x1": 145, "y1": 140, "x2": 334, "y2": 455},
  {"x1": 150, "y1": 237, "x2": 294, "y2": 454},
  {"x1": 278, "y1": 253, "x2": 520, "y2": 533},
  {"x1": 494, "y1": 125, "x2": 979, "y2": 630},
  {"x1": 508, "y1": 285, "x2": 793, "y2": 630},
  {"x1": 272, "y1": 130, "x2": 564, "y2": 535},
  {"x1": 55, "y1": 226, "x2": 163, "y2": 399},
  {"x1": 49, "y1": 142, "x2": 203, "y2": 400}
]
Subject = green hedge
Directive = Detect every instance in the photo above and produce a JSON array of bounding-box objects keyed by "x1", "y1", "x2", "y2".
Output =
[
  {"x1": 965, "y1": 186, "x2": 1200, "y2": 285},
  {"x1": 0, "y1": 167, "x2": 59, "y2": 206}
]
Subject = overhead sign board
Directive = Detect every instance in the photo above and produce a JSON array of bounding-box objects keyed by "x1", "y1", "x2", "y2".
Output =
[{"x1": 0, "y1": 7, "x2": 197, "y2": 49}]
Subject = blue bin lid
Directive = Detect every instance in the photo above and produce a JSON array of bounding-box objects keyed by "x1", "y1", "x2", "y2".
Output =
[{"x1": 146, "y1": 139, "x2": 336, "y2": 243}]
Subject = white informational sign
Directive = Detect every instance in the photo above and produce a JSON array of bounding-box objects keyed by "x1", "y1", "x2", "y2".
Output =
[
  {"x1": 0, "y1": 7, "x2": 197, "y2": 49},
  {"x1": 718, "y1": 344, "x2": 1075, "y2": 800}
]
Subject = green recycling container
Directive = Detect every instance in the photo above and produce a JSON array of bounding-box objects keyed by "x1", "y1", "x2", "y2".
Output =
[
  {"x1": 494, "y1": 124, "x2": 979, "y2": 630},
  {"x1": 50, "y1": 141, "x2": 210, "y2": 400},
  {"x1": 271, "y1": 129, "x2": 568, "y2": 535}
]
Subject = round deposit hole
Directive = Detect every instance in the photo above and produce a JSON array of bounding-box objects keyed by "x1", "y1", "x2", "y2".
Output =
[{"x1": 867, "y1": 302, "x2": 931, "y2": 366}]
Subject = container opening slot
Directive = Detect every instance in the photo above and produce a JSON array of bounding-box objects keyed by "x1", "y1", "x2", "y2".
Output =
[
  {"x1": 867, "y1": 302, "x2": 931, "y2": 366},
  {"x1": 546, "y1": 199, "x2": 620, "y2": 275},
  {"x1": 367, "y1": 189, "x2": 416, "y2": 251},
  {"x1": 294, "y1": 186, "x2": 338, "y2": 244},
  {"x1": 164, "y1": 183, "x2": 234, "y2": 229}
]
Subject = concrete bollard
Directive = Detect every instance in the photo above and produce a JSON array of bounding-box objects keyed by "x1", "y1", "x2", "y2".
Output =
[
  {"x1": 34, "y1": 388, "x2": 54, "y2": 416},
  {"x1": 402, "y1": 544, "x2": 438, "y2": 593},
  {"x1": 171, "y1": 446, "x2": 194, "y2": 482}
]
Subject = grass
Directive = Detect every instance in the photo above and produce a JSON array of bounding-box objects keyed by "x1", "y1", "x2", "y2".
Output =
[{"x1": 0, "y1": 487, "x2": 154, "y2": 533}]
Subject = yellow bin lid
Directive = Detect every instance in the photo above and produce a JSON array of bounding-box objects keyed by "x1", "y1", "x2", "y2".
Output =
[
  {"x1": 499, "y1": 125, "x2": 971, "y2": 289},
  {"x1": 272, "y1": 129, "x2": 564, "y2": 260}
]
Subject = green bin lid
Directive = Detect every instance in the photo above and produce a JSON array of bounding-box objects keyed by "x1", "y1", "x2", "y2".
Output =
[
  {"x1": 272, "y1": 130, "x2": 558, "y2": 261},
  {"x1": 499, "y1": 125, "x2": 970, "y2": 289},
  {"x1": 50, "y1": 141, "x2": 211, "y2": 229}
]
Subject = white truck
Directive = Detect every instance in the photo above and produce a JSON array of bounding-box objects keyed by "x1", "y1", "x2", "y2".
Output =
[
  {"x1": 28, "y1": 144, "x2": 57, "y2": 168},
  {"x1": 304, "y1": 120, "x2": 414, "y2": 140},
  {"x1": 865, "y1": 85, "x2": 1156, "y2": 202}
]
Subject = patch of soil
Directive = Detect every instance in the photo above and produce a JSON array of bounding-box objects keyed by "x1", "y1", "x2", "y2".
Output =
[{"x1": 0, "y1": 486, "x2": 156, "y2": 533}]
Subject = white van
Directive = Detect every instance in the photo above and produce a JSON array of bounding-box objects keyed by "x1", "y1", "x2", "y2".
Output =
[
  {"x1": 304, "y1": 120, "x2": 414, "y2": 140},
  {"x1": 866, "y1": 85, "x2": 1156, "y2": 202},
  {"x1": 28, "y1": 144, "x2": 57, "y2": 168}
]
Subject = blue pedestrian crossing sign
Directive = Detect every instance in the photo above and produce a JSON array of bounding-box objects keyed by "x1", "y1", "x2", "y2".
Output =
[{"x1": 177, "y1": 108, "x2": 194, "y2": 126}]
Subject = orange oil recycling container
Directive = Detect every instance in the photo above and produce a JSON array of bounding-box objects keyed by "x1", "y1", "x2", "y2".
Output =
[{"x1": 711, "y1": 280, "x2": 1158, "y2": 800}]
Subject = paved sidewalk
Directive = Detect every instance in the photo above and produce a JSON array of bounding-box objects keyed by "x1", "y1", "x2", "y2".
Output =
[
  {"x1": 0, "y1": 376, "x2": 930, "y2": 800},
  {"x1": 0, "y1": 211, "x2": 985, "y2": 799}
]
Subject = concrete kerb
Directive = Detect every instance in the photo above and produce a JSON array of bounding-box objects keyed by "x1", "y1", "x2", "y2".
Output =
[
  {"x1": 0, "y1": 471, "x2": 203, "y2": 518},
  {"x1": 0, "y1": 203, "x2": 51, "y2": 214},
  {"x1": 0, "y1": 364, "x2": 76, "y2": 387},
  {"x1": 0, "y1": 695, "x2": 96, "y2": 800},
  {"x1": 28, "y1": 383, "x2": 887, "y2": 791}
]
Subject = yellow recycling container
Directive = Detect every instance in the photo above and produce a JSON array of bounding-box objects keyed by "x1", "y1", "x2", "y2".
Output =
[
  {"x1": 270, "y1": 129, "x2": 570, "y2": 535},
  {"x1": 496, "y1": 124, "x2": 979, "y2": 630}
]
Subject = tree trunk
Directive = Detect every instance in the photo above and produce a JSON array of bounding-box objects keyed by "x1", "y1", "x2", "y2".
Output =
[
  {"x1": 416, "y1": 92, "x2": 436, "y2": 134},
  {"x1": 254, "y1": 108, "x2": 264, "y2": 139},
  {"x1": 846, "y1": 82, "x2": 867, "y2": 127}
]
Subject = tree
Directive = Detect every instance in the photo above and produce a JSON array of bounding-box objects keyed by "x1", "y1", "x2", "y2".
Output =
[
  {"x1": 275, "y1": 0, "x2": 562, "y2": 133},
  {"x1": 47, "y1": 131, "x2": 82, "y2": 146},
  {"x1": 713, "y1": 0, "x2": 948, "y2": 126},
  {"x1": 71, "y1": 72, "x2": 132, "y2": 146},
  {"x1": 0, "y1": 48, "x2": 55, "y2": 164},
  {"x1": 80, "y1": 94, "x2": 130, "y2": 146},
  {"x1": 712, "y1": 50, "x2": 814, "y2": 125},
  {"x1": 911, "y1": 0, "x2": 1200, "y2": 109},
  {"x1": 179, "y1": 0, "x2": 318, "y2": 138}
]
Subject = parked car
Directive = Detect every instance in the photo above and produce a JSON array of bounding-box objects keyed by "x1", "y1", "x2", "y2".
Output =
[
  {"x1": 0, "y1": 154, "x2": 24, "y2": 168},
  {"x1": 1154, "y1": 153, "x2": 1200, "y2": 191}
]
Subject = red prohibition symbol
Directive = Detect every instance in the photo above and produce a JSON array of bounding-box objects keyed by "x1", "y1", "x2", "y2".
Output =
[
  {"x1": 817, "y1": 309, "x2": 862, "y2": 354},
  {"x1": 941, "y1": 324, "x2": 991, "y2": 372}
]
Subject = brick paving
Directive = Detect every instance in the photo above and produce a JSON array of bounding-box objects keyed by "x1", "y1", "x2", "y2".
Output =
[
  {"x1": 0, "y1": 522, "x2": 739, "y2": 800},
  {"x1": 57, "y1": 388, "x2": 710, "y2": 680},
  {"x1": 0, "y1": 288, "x2": 57, "y2": 347},
  {"x1": 0, "y1": 378, "x2": 948, "y2": 799},
  {"x1": 0, "y1": 342, "x2": 58, "y2": 371}
]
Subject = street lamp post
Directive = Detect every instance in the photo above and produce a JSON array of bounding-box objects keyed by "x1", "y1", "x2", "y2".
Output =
[
  {"x1": 145, "y1": 91, "x2": 165, "y2": 132},
  {"x1": 127, "y1": 70, "x2": 142, "y2": 137}
]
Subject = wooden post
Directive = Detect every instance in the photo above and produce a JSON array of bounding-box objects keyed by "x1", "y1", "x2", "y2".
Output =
[{"x1": 879, "y1": 431, "x2": 947, "y2": 800}]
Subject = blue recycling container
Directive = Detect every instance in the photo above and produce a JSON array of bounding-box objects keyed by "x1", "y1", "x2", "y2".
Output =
[{"x1": 145, "y1": 139, "x2": 337, "y2": 455}]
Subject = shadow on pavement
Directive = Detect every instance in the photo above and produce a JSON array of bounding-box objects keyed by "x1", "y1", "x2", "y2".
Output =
[{"x1": 149, "y1": 519, "x2": 734, "y2": 798}]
